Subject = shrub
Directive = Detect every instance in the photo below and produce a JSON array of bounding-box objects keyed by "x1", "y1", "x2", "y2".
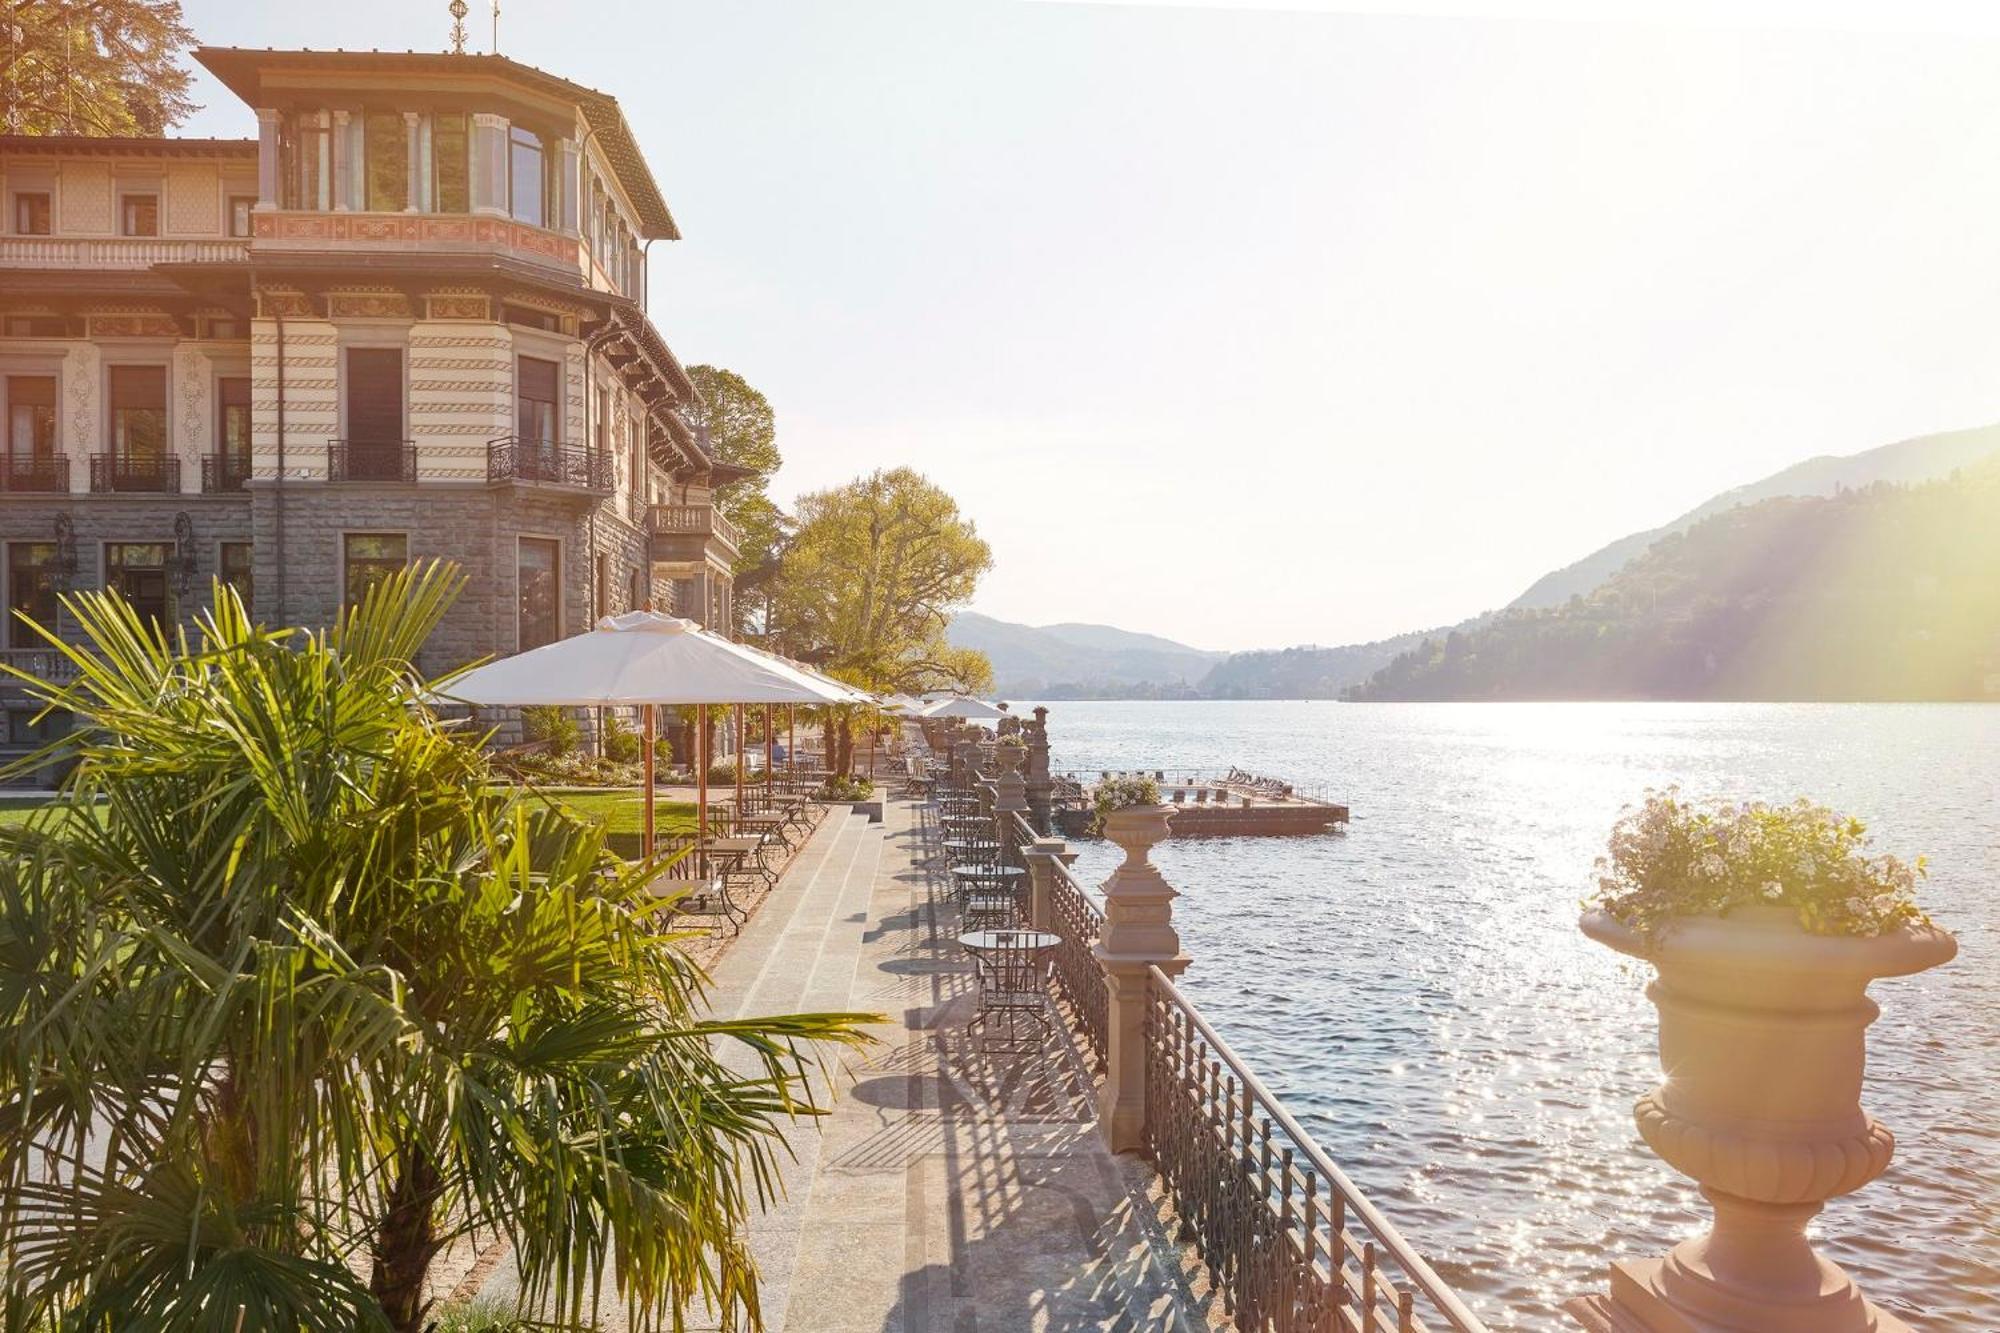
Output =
[
  {"x1": 818, "y1": 773, "x2": 874, "y2": 801},
  {"x1": 522, "y1": 705, "x2": 579, "y2": 757},
  {"x1": 1591, "y1": 788, "x2": 1928, "y2": 939},
  {"x1": 601, "y1": 713, "x2": 641, "y2": 764}
]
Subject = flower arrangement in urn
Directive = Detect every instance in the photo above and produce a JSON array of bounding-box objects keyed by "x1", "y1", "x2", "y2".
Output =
[
  {"x1": 1092, "y1": 773, "x2": 1161, "y2": 832},
  {"x1": 1591, "y1": 787, "x2": 1927, "y2": 938},
  {"x1": 1573, "y1": 787, "x2": 1953, "y2": 1333}
]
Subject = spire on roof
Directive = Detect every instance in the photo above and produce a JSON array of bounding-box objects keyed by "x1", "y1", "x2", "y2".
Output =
[{"x1": 448, "y1": 0, "x2": 468, "y2": 54}]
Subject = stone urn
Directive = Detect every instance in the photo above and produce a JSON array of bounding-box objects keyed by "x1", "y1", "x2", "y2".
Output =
[{"x1": 1576, "y1": 905, "x2": 1957, "y2": 1333}]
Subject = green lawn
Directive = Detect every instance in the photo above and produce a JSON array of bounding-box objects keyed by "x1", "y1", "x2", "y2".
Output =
[{"x1": 512, "y1": 788, "x2": 702, "y2": 838}]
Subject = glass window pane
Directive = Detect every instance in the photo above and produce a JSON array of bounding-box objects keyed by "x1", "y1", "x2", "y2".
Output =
[
  {"x1": 364, "y1": 112, "x2": 407, "y2": 212},
  {"x1": 517, "y1": 537, "x2": 560, "y2": 650},
  {"x1": 433, "y1": 113, "x2": 469, "y2": 212},
  {"x1": 517, "y1": 356, "x2": 560, "y2": 445},
  {"x1": 110, "y1": 366, "x2": 167, "y2": 459},
  {"x1": 8, "y1": 377, "x2": 56, "y2": 459},
  {"x1": 7, "y1": 543, "x2": 57, "y2": 646},
  {"x1": 229, "y1": 196, "x2": 254, "y2": 237},
  {"x1": 220, "y1": 542, "x2": 253, "y2": 612},
  {"x1": 510, "y1": 126, "x2": 543, "y2": 226},
  {"x1": 343, "y1": 533, "x2": 408, "y2": 611},
  {"x1": 121, "y1": 194, "x2": 158, "y2": 236}
]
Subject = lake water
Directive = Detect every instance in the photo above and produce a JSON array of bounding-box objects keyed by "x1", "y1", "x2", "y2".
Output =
[{"x1": 1035, "y1": 701, "x2": 1998, "y2": 1332}]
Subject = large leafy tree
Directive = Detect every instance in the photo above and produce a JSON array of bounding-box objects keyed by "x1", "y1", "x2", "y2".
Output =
[
  {"x1": 0, "y1": 567, "x2": 871, "y2": 1332},
  {"x1": 684, "y1": 366, "x2": 787, "y2": 636},
  {"x1": 771, "y1": 467, "x2": 994, "y2": 772},
  {"x1": 2, "y1": 0, "x2": 197, "y2": 135}
]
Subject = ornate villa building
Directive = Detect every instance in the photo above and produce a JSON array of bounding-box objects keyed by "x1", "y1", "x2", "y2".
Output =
[{"x1": 0, "y1": 47, "x2": 743, "y2": 753}]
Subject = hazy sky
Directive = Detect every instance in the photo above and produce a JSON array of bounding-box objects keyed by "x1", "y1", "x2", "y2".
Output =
[{"x1": 180, "y1": 0, "x2": 2000, "y2": 650}]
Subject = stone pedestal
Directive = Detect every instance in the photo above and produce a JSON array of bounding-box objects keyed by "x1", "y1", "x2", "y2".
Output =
[
  {"x1": 1093, "y1": 803, "x2": 1187, "y2": 1153},
  {"x1": 1570, "y1": 907, "x2": 1956, "y2": 1333},
  {"x1": 1021, "y1": 836, "x2": 1076, "y2": 933},
  {"x1": 1025, "y1": 707, "x2": 1053, "y2": 833}
]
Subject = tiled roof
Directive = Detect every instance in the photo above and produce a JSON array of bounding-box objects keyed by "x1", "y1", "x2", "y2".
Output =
[{"x1": 192, "y1": 47, "x2": 680, "y2": 240}]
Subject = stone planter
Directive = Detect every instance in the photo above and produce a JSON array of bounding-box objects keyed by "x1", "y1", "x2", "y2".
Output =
[{"x1": 1577, "y1": 904, "x2": 1956, "y2": 1333}]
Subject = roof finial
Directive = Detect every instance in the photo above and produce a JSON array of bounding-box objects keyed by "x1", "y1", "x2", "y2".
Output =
[{"x1": 448, "y1": 0, "x2": 468, "y2": 54}]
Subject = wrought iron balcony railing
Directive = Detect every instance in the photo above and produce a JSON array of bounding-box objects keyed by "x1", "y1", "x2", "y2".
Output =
[
  {"x1": 327, "y1": 439, "x2": 415, "y2": 484},
  {"x1": 1, "y1": 455, "x2": 69, "y2": 494},
  {"x1": 89, "y1": 453, "x2": 179, "y2": 494},
  {"x1": 486, "y1": 437, "x2": 614, "y2": 491},
  {"x1": 201, "y1": 453, "x2": 251, "y2": 494}
]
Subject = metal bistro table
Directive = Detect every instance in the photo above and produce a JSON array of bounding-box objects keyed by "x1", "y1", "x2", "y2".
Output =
[{"x1": 959, "y1": 928, "x2": 1061, "y2": 1052}]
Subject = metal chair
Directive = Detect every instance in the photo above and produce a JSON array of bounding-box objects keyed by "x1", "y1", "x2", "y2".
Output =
[{"x1": 965, "y1": 930, "x2": 1053, "y2": 1053}]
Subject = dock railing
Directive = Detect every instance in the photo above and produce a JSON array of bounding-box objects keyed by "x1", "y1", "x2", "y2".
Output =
[
  {"x1": 1145, "y1": 967, "x2": 1488, "y2": 1333},
  {"x1": 1062, "y1": 767, "x2": 1336, "y2": 804},
  {"x1": 939, "y1": 736, "x2": 1482, "y2": 1331}
]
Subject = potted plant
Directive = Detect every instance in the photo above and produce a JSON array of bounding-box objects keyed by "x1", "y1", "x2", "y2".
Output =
[{"x1": 1577, "y1": 789, "x2": 1955, "y2": 1333}]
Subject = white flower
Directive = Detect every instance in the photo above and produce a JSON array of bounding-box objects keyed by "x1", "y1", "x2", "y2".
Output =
[{"x1": 1762, "y1": 881, "x2": 1784, "y2": 902}]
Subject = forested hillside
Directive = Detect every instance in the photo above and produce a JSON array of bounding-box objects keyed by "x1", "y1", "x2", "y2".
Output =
[{"x1": 1350, "y1": 467, "x2": 2000, "y2": 701}]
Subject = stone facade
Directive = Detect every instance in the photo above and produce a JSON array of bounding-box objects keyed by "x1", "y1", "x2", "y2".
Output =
[{"x1": 0, "y1": 53, "x2": 741, "y2": 771}]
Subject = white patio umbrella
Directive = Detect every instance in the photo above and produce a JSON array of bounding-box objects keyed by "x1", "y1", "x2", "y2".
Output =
[
  {"x1": 922, "y1": 695, "x2": 1009, "y2": 720},
  {"x1": 439, "y1": 611, "x2": 851, "y2": 859}
]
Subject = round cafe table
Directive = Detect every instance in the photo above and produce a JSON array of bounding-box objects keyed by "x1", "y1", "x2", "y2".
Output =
[
  {"x1": 958, "y1": 928, "x2": 1061, "y2": 958},
  {"x1": 942, "y1": 837, "x2": 1002, "y2": 859},
  {"x1": 948, "y1": 862, "x2": 1024, "y2": 884}
]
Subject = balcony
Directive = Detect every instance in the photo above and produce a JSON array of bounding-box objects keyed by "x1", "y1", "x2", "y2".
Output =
[
  {"x1": 648, "y1": 502, "x2": 741, "y2": 566},
  {"x1": 251, "y1": 211, "x2": 579, "y2": 278},
  {"x1": 0, "y1": 455, "x2": 69, "y2": 494},
  {"x1": 201, "y1": 453, "x2": 251, "y2": 494},
  {"x1": 327, "y1": 440, "x2": 416, "y2": 484},
  {"x1": 0, "y1": 236, "x2": 250, "y2": 269},
  {"x1": 486, "y1": 438, "x2": 613, "y2": 492},
  {"x1": 89, "y1": 454, "x2": 180, "y2": 494}
]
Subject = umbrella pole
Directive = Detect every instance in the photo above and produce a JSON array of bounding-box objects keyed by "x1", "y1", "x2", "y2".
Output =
[
  {"x1": 764, "y1": 704, "x2": 774, "y2": 799},
  {"x1": 643, "y1": 704, "x2": 656, "y2": 858},
  {"x1": 735, "y1": 702, "x2": 746, "y2": 816},
  {"x1": 697, "y1": 705, "x2": 708, "y2": 879},
  {"x1": 788, "y1": 705, "x2": 796, "y2": 779}
]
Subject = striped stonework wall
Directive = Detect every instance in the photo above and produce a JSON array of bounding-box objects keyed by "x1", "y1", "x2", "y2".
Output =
[
  {"x1": 250, "y1": 317, "x2": 338, "y2": 478},
  {"x1": 409, "y1": 323, "x2": 512, "y2": 481}
]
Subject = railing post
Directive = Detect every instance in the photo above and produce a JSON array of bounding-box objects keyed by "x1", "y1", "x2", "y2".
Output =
[
  {"x1": 1021, "y1": 835, "x2": 1074, "y2": 933},
  {"x1": 1093, "y1": 802, "x2": 1186, "y2": 1154},
  {"x1": 1025, "y1": 706, "x2": 1053, "y2": 833}
]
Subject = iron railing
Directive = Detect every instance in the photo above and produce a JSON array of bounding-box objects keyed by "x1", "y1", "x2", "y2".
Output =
[
  {"x1": 1, "y1": 455, "x2": 69, "y2": 493},
  {"x1": 486, "y1": 437, "x2": 614, "y2": 491},
  {"x1": 89, "y1": 453, "x2": 179, "y2": 493},
  {"x1": 0, "y1": 648, "x2": 80, "y2": 686},
  {"x1": 1047, "y1": 860, "x2": 1108, "y2": 1068},
  {"x1": 1145, "y1": 968, "x2": 1489, "y2": 1333},
  {"x1": 201, "y1": 453, "x2": 250, "y2": 493},
  {"x1": 327, "y1": 439, "x2": 415, "y2": 483}
]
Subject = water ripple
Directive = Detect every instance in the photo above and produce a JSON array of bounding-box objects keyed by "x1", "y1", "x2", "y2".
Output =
[{"x1": 1049, "y1": 700, "x2": 2000, "y2": 1332}]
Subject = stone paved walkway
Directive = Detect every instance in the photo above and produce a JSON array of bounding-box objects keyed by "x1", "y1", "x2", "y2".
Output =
[{"x1": 478, "y1": 794, "x2": 1197, "y2": 1331}]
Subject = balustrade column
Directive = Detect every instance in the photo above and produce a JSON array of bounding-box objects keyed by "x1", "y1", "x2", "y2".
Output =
[
  {"x1": 1094, "y1": 802, "x2": 1188, "y2": 1153},
  {"x1": 1021, "y1": 836, "x2": 1075, "y2": 933},
  {"x1": 993, "y1": 742, "x2": 1028, "y2": 857}
]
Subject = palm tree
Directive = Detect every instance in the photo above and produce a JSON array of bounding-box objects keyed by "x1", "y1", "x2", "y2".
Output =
[{"x1": 0, "y1": 565, "x2": 873, "y2": 1332}]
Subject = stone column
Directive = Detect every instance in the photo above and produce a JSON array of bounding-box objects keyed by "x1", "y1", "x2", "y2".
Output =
[
  {"x1": 1021, "y1": 835, "x2": 1075, "y2": 933},
  {"x1": 993, "y1": 742, "x2": 1028, "y2": 854},
  {"x1": 404, "y1": 112, "x2": 423, "y2": 212},
  {"x1": 330, "y1": 110, "x2": 351, "y2": 211},
  {"x1": 1093, "y1": 803, "x2": 1187, "y2": 1153},
  {"x1": 255, "y1": 109, "x2": 281, "y2": 210},
  {"x1": 1025, "y1": 706, "x2": 1053, "y2": 833}
]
